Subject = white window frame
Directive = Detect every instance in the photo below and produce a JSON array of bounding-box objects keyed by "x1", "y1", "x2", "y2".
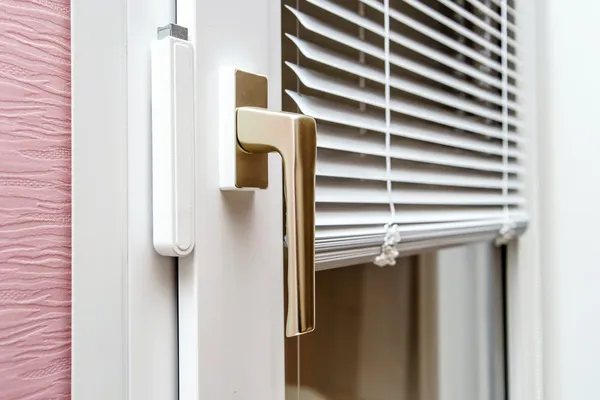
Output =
[
  {"x1": 506, "y1": 1, "x2": 543, "y2": 399},
  {"x1": 71, "y1": 0, "x2": 178, "y2": 398},
  {"x1": 71, "y1": 1, "x2": 543, "y2": 400}
]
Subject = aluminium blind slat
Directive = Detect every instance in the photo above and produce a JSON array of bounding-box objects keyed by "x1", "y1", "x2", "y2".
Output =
[
  {"x1": 438, "y1": 0, "x2": 518, "y2": 49},
  {"x1": 465, "y1": 0, "x2": 518, "y2": 33},
  {"x1": 287, "y1": 65, "x2": 512, "y2": 137},
  {"x1": 317, "y1": 119, "x2": 523, "y2": 159},
  {"x1": 316, "y1": 151, "x2": 523, "y2": 190},
  {"x1": 313, "y1": 0, "x2": 519, "y2": 72},
  {"x1": 292, "y1": 4, "x2": 519, "y2": 96},
  {"x1": 316, "y1": 181, "x2": 524, "y2": 206},
  {"x1": 299, "y1": 1, "x2": 521, "y2": 94},
  {"x1": 286, "y1": 7, "x2": 522, "y2": 110},
  {"x1": 288, "y1": 62, "x2": 522, "y2": 128},
  {"x1": 403, "y1": 0, "x2": 518, "y2": 65},
  {"x1": 287, "y1": 58, "x2": 519, "y2": 126},
  {"x1": 316, "y1": 207, "x2": 527, "y2": 227},
  {"x1": 283, "y1": 0, "x2": 526, "y2": 267},
  {"x1": 286, "y1": 35, "x2": 521, "y2": 113},
  {"x1": 316, "y1": 125, "x2": 522, "y2": 174},
  {"x1": 490, "y1": 0, "x2": 517, "y2": 15},
  {"x1": 387, "y1": 28, "x2": 520, "y2": 96},
  {"x1": 357, "y1": 0, "x2": 520, "y2": 81},
  {"x1": 288, "y1": 91, "x2": 522, "y2": 143}
]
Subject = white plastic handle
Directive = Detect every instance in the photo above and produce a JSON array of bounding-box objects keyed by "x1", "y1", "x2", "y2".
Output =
[{"x1": 151, "y1": 34, "x2": 195, "y2": 257}]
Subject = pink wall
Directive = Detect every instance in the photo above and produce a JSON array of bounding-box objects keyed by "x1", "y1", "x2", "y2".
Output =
[{"x1": 0, "y1": 0, "x2": 71, "y2": 399}]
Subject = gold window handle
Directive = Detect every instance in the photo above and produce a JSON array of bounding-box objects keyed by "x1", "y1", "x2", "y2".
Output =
[
  {"x1": 220, "y1": 69, "x2": 316, "y2": 337},
  {"x1": 237, "y1": 107, "x2": 316, "y2": 337}
]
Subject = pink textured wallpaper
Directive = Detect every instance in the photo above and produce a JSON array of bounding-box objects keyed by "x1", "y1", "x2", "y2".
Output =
[{"x1": 0, "y1": 0, "x2": 71, "y2": 399}]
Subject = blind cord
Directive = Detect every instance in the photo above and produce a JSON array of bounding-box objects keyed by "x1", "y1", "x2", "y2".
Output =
[
  {"x1": 375, "y1": 0, "x2": 401, "y2": 267},
  {"x1": 383, "y1": 0, "x2": 395, "y2": 225}
]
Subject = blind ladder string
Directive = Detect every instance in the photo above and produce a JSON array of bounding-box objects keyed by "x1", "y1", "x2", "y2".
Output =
[
  {"x1": 497, "y1": 0, "x2": 515, "y2": 245},
  {"x1": 375, "y1": 0, "x2": 401, "y2": 267}
]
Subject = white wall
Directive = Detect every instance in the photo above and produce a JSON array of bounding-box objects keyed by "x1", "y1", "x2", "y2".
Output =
[{"x1": 538, "y1": 1, "x2": 600, "y2": 399}]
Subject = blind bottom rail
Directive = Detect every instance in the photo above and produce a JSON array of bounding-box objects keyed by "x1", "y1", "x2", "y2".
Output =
[{"x1": 316, "y1": 219, "x2": 528, "y2": 270}]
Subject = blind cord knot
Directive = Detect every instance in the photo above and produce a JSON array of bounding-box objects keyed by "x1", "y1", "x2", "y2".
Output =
[
  {"x1": 495, "y1": 222, "x2": 517, "y2": 246},
  {"x1": 374, "y1": 223, "x2": 401, "y2": 267}
]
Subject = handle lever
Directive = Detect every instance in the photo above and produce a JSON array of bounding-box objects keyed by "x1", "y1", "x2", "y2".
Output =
[
  {"x1": 236, "y1": 107, "x2": 316, "y2": 337},
  {"x1": 219, "y1": 69, "x2": 316, "y2": 337}
]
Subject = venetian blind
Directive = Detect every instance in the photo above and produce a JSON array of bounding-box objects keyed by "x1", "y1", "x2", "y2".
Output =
[{"x1": 282, "y1": 0, "x2": 527, "y2": 269}]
